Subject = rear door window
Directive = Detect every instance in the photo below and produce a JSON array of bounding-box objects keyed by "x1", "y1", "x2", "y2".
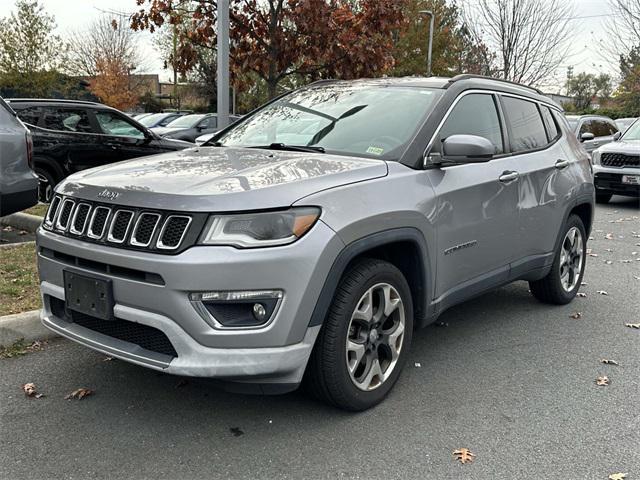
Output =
[
  {"x1": 436, "y1": 93, "x2": 504, "y2": 154},
  {"x1": 501, "y1": 96, "x2": 548, "y2": 152},
  {"x1": 42, "y1": 108, "x2": 94, "y2": 133},
  {"x1": 14, "y1": 106, "x2": 44, "y2": 126},
  {"x1": 541, "y1": 106, "x2": 560, "y2": 142}
]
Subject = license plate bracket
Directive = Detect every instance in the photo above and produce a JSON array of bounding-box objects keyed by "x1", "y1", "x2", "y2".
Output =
[
  {"x1": 64, "y1": 270, "x2": 114, "y2": 321},
  {"x1": 622, "y1": 175, "x2": 640, "y2": 185}
]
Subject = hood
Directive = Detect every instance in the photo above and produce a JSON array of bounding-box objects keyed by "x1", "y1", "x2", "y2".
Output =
[
  {"x1": 151, "y1": 126, "x2": 187, "y2": 136},
  {"x1": 57, "y1": 147, "x2": 388, "y2": 212},
  {"x1": 596, "y1": 138, "x2": 640, "y2": 155}
]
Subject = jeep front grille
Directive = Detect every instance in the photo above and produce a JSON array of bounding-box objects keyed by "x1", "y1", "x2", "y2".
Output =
[
  {"x1": 42, "y1": 195, "x2": 201, "y2": 254},
  {"x1": 601, "y1": 153, "x2": 640, "y2": 168}
]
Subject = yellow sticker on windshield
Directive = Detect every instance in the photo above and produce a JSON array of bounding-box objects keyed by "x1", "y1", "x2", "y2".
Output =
[{"x1": 366, "y1": 146, "x2": 385, "y2": 155}]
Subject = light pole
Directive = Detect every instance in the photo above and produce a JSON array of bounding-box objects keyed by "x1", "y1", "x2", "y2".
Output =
[
  {"x1": 419, "y1": 10, "x2": 434, "y2": 77},
  {"x1": 217, "y1": 0, "x2": 230, "y2": 129}
]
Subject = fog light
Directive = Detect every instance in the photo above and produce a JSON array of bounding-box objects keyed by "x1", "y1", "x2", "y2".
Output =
[
  {"x1": 253, "y1": 303, "x2": 267, "y2": 321},
  {"x1": 189, "y1": 290, "x2": 282, "y2": 329}
]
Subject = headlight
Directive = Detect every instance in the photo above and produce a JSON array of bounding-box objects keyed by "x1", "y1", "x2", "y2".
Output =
[
  {"x1": 591, "y1": 150, "x2": 601, "y2": 165},
  {"x1": 198, "y1": 207, "x2": 320, "y2": 247}
]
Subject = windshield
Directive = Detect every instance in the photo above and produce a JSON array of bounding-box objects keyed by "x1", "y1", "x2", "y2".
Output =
[
  {"x1": 166, "y1": 114, "x2": 207, "y2": 128},
  {"x1": 138, "y1": 113, "x2": 164, "y2": 126},
  {"x1": 216, "y1": 84, "x2": 443, "y2": 159},
  {"x1": 621, "y1": 119, "x2": 640, "y2": 140}
]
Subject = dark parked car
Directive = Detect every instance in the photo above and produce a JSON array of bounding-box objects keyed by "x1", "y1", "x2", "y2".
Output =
[
  {"x1": 151, "y1": 113, "x2": 239, "y2": 142},
  {"x1": 0, "y1": 96, "x2": 38, "y2": 215},
  {"x1": 7, "y1": 99, "x2": 192, "y2": 202},
  {"x1": 565, "y1": 114, "x2": 619, "y2": 154},
  {"x1": 137, "y1": 112, "x2": 186, "y2": 129}
]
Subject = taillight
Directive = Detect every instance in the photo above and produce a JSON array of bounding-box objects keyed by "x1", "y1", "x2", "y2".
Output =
[{"x1": 25, "y1": 131, "x2": 34, "y2": 170}]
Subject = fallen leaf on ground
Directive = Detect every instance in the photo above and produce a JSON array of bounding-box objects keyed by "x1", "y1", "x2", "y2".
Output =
[
  {"x1": 569, "y1": 312, "x2": 582, "y2": 319},
  {"x1": 22, "y1": 383, "x2": 38, "y2": 397},
  {"x1": 453, "y1": 448, "x2": 475, "y2": 464},
  {"x1": 634, "y1": 276, "x2": 640, "y2": 280},
  {"x1": 620, "y1": 260, "x2": 632, "y2": 263},
  {"x1": 414, "y1": 362, "x2": 422, "y2": 368},
  {"x1": 595, "y1": 376, "x2": 609, "y2": 386},
  {"x1": 589, "y1": 253, "x2": 599, "y2": 257},
  {"x1": 102, "y1": 356, "x2": 113, "y2": 362},
  {"x1": 65, "y1": 388, "x2": 93, "y2": 400},
  {"x1": 600, "y1": 359, "x2": 619, "y2": 365},
  {"x1": 609, "y1": 473, "x2": 627, "y2": 480},
  {"x1": 597, "y1": 290, "x2": 609, "y2": 295},
  {"x1": 625, "y1": 323, "x2": 640, "y2": 329},
  {"x1": 577, "y1": 292, "x2": 587, "y2": 297},
  {"x1": 605, "y1": 233, "x2": 614, "y2": 239},
  {"x1": 586, "y1": 248, "x2": 592, "y2": 254},
  {"x1": 229, "y1": 427, "x2": 244, "y2": 437},
  {"x1": 581, "y1": 282, "x2": 588, "y2": 286}
]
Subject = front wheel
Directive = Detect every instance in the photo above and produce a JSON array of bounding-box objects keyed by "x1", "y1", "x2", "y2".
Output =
[
  {"x1": 529, "y1": 214, "x2": 587, "y2": 305},
  {"x1": 306, "y1": 258, "x2": 413, "y2": 411}
]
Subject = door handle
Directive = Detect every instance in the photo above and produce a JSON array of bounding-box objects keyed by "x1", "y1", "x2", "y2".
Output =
[
  {"x1": 555, "y1": 159, "x2": 570, "y2": 169},
  {"x1": 499, "y1": 171, "x2": 519, "y2": 183},
  {"x1": 105, "y1": 143, "x2": 119, "y2": 150}
]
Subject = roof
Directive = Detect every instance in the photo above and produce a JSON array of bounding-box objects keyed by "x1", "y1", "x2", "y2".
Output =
[{"x1": 6, "y1": 98, "x2": 104, "y2": 107}]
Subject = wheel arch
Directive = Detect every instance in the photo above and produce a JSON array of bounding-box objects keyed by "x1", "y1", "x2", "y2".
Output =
[
  {"x1": 307, "y1": 228, "x2": 432, "y2": 330},
  {"x1": 34, "y1": 155, "x2": 65, "y2": 183}
]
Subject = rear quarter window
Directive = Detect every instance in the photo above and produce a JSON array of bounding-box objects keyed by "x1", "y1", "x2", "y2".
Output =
[
  {"x1": 501, "y1": 96, "x2": 548, "y2": 152},
  {"x1": 541, "y1": 106, "x2": 560, "y2": 141}
]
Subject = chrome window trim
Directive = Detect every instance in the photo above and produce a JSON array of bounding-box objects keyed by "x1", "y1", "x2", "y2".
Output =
[
  {"x1": 54, "y1": 198, "x2": 76, "y2": 231},
  {"x1": 156, "y1": 215, "x2": 192, "y2": 250},
  {"x1": 87, "y1": 206, "x2": 112, "y2": 240},
  {"x1": 107, "y1": 210, "x2": 134, "y2": 244},
  {"x1": 423, "y1": 89, "x2": 563, "y2": 167},
  {"x1": 68, "y1": 203, "x2": 92, "y2": 235},
  {"x1": 130, "y1": 212, "x2": 161, "y2": 247}
]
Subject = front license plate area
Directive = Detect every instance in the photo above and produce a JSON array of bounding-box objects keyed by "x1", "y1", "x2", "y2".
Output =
[
  {"x1": 64, "y1": 270, "x2": 114, "y2": 320},
  {"x1": 622, "y1": 175, "x2": 640, "y2": 185}
]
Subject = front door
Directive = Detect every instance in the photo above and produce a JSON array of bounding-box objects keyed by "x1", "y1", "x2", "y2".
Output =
[{"x1": 425, "y1": 92, "x2": 520, "y2": 303}]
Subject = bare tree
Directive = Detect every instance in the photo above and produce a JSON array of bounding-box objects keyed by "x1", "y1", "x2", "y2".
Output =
[
  {"x1": 67, "y1": 14, "x2": 142, "y2": 77},
  {"x1": 599, "y1": 0, "x2": 640, "y2": 65},
  {"x1": 463, "y1": 0, "x2": 574, "y2": 86}
]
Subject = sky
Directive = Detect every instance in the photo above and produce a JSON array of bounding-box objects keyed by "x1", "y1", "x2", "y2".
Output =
[{"x1": 3, "y1": 0, "x2": 622, "y2": 91}]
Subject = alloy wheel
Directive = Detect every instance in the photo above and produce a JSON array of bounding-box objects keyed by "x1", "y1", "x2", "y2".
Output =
[
  {"x1": 559, "y1": 226, "x2": 584, "y2": 292},
  {"x1": 345, "y1": 283, "x2": 405, "y2": 391}
]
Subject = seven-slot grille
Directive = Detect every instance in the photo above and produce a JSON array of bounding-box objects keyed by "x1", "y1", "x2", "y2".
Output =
[
  {"x1": 44, "y1": 196, "x2": 193, "y2": 252},
  {"x1": 601, "y1": 153, "x2": 640, "y2": 168}
]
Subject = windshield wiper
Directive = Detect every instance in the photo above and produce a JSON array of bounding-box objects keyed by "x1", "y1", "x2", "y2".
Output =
[{"x1": 248, "y1": 143, "x2": 325, "y2": 153}]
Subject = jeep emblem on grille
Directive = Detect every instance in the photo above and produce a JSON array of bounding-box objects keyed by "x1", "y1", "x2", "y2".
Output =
[{"x1": 97, "y1": 189, "x2": 120, "y2": 201}]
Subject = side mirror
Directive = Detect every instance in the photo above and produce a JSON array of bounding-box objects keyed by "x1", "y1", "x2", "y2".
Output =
[
  {"x1": 580, "y1": 132, "x2": 595, "y2": 142},
  {"x1": 440, "y1": 134, "x2": 496, "y2": 163},
  {"x1": 613, "y1": 131, "x2": 621, "y2": 141}
]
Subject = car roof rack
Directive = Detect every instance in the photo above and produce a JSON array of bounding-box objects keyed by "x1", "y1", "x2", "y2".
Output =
[
  {"x1": 6, "y1": 98, "x2": 101, "y2": 106},
  {"x1": 446, "y1": 74, "x2": 544, "y2": 95}
]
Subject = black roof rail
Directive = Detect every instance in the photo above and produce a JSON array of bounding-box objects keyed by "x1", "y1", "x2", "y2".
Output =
[
  {"x1": 446, "y1": 74, "x2": 544, "y2": 95},
  {"x1": 6, "y1": 98, "x2": 101, "y2": 106}
]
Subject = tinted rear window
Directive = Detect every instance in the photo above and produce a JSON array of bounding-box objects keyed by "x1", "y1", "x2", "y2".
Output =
[{"x1": 502, "y1": 96, "x2": 548, "y2": 152}]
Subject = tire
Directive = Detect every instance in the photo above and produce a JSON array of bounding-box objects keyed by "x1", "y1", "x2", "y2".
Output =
[
  {"x1": 595, "y1": 192, "x2": 612, "y2": 204},
  {"x1": 34, "y1": 165, "x2": 57, "y2": 203},
  {"x1": 529, "y1": 214, "x2": 587, "y2": 305},
  {"x1": 305, "y1": 258, "x2": 413, "y2": 411}
]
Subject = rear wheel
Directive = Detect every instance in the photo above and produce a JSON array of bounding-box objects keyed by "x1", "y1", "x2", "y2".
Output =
[
  {"x1": 529, "y1": 214, "x2": 586, "y2": 305},
  {"x1": 596, "y1": 192, "x2": 612, "y2": 204},
  {"x1": 306, "y1": 258, "x2": 413, "y2": 411},
  {"x1": 34, "y1": 166, "x2": 57, "y2": 203}
]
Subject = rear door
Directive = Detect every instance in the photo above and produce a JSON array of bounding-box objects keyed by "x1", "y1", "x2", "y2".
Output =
[
  {"x1": 498, "y1": 96, "x2": 569, "y2": 276},
  {"x1": 426, "y1": 92, "x2": 520, "y2": 302}
]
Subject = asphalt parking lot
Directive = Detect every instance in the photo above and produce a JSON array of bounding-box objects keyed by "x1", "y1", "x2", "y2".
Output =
[{"x1": 1, "y1": 197, "x2": 638, "y2": 480}]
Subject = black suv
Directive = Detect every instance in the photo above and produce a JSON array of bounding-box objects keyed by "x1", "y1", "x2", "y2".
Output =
[{"x1": 7, "y1": 99, "x2": 192, "y2": 202}]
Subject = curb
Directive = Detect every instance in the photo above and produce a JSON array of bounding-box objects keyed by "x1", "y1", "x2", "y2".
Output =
[
  {"x1": 0, "y1": 309, "x2": 58, "y2": 347},
  {"x1": 0, "y1": 212, "x2": 43, "y2": 233}
]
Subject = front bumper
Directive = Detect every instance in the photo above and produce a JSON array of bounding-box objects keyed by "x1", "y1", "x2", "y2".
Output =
[
  {"x1": 37, "y1": 220, "x2": 344, "y2": 384},
  {"x1": 593, "y1": 165, "x2": 640, "y2": 197}
]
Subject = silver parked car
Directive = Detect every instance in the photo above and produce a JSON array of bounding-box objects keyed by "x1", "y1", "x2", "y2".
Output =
[
  {"x1": 0, "y1": 96, "x2": 38, "y2": 216},
  {"x1": 37, "y1": 75, "x2": 594, "y2": 410},
  {"x1": 565, "y1": 114, "x2": 619, "y2": 154},
  {"x1": 592, "y1": 118, "x2": 640, "y2": 203}
]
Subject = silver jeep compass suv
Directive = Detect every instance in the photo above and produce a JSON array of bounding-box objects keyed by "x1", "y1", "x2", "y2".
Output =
[{"x1": 37, "y1": 75, "x2": 595, "y2": 410}]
